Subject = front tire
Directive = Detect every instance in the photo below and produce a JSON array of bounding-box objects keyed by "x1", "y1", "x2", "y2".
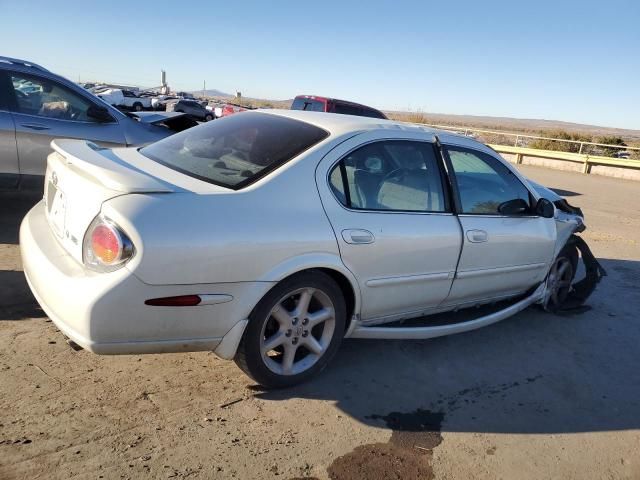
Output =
[
  {"x1": 545, "y1": 243, "x2": 578, "y2": 311},
  {"x1": 133, "y1": 102, "x2": 143, "y2": 112},
  {"x1": 205, "y1": 114, "x2": 213, "y2": 121},
  {"x1": 235, "y1": 271, "x2": 346, "y2": 388}
]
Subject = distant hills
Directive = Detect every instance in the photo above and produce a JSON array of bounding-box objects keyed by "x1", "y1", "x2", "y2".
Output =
[
  {"x1": 187, "y1": 89, "x2": 639, "y2": 140},
  {"x1": 191, "y1": 89, "x2": 233, "y2": 98},
  {"x1": 389, "y1": 112, "x2": 640, "y2": 140}
]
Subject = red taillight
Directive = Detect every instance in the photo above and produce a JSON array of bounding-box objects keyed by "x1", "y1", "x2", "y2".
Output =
[
  {"x1": 145, "y1": 295, "x2": 202, "y2": 307},
  {"x1": 91, "y1": 224, "x2": 121, "y2": 265},
  {"x1": 83, "y1": 216, "x2": 134, "y2": 272}
]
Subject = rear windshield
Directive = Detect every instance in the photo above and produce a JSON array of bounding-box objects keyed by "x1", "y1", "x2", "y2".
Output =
[
  {"x1": 291, "y1": 97, "x2": 326, "y2": 112},
  {"x1": 140, "y1": 112, "x2": 329, "y2": 189}
]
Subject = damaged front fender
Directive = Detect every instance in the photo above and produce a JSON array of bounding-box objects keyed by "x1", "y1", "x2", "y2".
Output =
[{"x1": 542, "y1": 234, "x2": 607, "y2": 313}]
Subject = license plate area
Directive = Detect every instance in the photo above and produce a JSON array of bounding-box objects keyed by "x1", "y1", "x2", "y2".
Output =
[{"x1": 46, "y1": 180, "x2": 66, "y2": 238}]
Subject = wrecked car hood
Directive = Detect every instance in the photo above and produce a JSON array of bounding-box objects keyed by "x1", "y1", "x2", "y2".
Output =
[
  {"x1": 127, "y1": 111, "x2": 199, "y2": 131},
  {"x1": 528, "y1": 179, "x2": 563, "y2": 202},
  {"x1": 121, "y1": 111, "x2": 199, "y2": 146},
  {"x1": 127, "y1": 111, "x2": 189, "y2": 124}
]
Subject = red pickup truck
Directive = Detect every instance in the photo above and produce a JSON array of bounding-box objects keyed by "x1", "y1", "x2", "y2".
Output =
[{"x1": 291, "y1": 95, "x2": 387, "y2": 119}]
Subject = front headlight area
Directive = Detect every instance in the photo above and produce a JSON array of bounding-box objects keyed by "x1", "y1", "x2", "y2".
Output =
[{"x1": 83, "y1": 215, "x2": 135, "y2": 272}]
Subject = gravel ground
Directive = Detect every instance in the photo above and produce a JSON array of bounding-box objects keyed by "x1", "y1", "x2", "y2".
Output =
[{"x1": 1, "y1": 165, "x2": 639, "y2": 480}]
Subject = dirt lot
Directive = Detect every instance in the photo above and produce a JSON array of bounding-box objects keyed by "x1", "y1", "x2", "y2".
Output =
[{"x1": 1, "y1": 165, "x2": 639, "y2": 480}]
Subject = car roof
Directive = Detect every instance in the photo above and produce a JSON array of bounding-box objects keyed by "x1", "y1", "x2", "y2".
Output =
[
  {"x1": 0, "y1": 56, "x2": 49, "y2": 72},
  {"x1": 257, "y1": 109, "x2": 490, "y2": 151}
]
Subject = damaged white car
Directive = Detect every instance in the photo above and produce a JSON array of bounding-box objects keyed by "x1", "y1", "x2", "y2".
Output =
[{"x1": 20, "y1": 110, "x2": 604, "y2": 388}]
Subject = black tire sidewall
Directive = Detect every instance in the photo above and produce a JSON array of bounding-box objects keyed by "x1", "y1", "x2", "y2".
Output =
[
  {"x1": 548, "y1": 243, "x2": 579, "y2": 310},
  {"x1": 235, "y1": 271, "x2": 346, "y2": 388}
]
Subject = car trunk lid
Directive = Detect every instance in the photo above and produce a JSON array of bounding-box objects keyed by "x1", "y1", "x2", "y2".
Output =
[{"x1": 44, "y1": 139, "x2": 178, "y2": 264}]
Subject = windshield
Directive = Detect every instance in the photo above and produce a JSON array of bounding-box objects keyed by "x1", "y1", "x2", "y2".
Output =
[{"x1": 140, "y1": 112, "x2": 329, "y2": 189}]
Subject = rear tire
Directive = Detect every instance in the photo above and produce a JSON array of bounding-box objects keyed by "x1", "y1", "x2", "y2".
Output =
[
  {"x1": 235, "y1": 271, "x2": 346, "y2": 388},
  {"x1": 133, "y1": 102, "x2": 143, "y2": 112}
]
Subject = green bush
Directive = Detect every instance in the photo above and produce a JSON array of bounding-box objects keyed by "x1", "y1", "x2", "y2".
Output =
[
  {"x1": 529, "y1": 130, "x2": 592, "y2": 153},
  {"x1": 595, "y1": 136, "x2": 627, "y2": 157}
]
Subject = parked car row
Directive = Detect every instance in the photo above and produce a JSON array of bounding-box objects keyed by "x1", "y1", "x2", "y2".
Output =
[{"x1": 87, "y1": 84, "x2": 251, "y2": 123}]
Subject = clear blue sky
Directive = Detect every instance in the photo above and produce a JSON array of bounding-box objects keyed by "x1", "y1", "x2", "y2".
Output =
[{"x1": 2, "y1": 0, "x2": 639, "y2": 129}]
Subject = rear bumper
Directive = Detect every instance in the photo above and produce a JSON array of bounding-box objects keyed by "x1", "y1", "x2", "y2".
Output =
[{"x1": 20, "y1": 201, "x2": 271, "y2": 355}]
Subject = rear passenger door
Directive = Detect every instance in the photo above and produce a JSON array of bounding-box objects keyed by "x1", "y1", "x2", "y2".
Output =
[{"x1": 316, "y1": 131, "x2": 462, "y2": 323}]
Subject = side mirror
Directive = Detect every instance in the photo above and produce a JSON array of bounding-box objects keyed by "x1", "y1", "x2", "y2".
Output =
[
  {"x1": 87, "y1": 105, "x2": 113, "y2": 123},
  {"x1": 498, "y1": 198, "x2": 529, "y2": 215},
  {"x1": 534, "y1": 198, "x2": 555, "y2": 218}
]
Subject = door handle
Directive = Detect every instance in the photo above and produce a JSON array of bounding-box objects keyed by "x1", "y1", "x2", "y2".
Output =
[
  {"x1": 21, "y1": 123, "x2": 51, "y2": 131},
  {"x1": 466, "y1": 229, "x2": 488, "y2": 243},
  {"x1": 342, "y1": 229, "x2": 375, "y2": 244}
]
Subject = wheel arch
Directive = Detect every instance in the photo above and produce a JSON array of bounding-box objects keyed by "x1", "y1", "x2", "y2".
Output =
[
  {"x1": 213, "y1": 261, "x2": 361, "y2": 361},
  {"x1": 257, "y1": 254, "x2": 361, "y2": 333}
]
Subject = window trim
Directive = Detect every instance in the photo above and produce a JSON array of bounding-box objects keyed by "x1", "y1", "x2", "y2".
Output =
[
  {"x1": 0, "y1": 71, "x2": 12, "y2": 111},
  {"x1": 441, "y1": 144, "x2": 539, "y2": 218},
  {"x1": 5, "y1": 70, "x2": 118, "y2": 124},
  {"x1": 327, "y1": 138, "x2": 454, "y2": 215}
]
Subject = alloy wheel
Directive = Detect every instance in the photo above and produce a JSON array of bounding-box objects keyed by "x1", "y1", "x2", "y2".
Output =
[{"x1": 260, "y1": 287, "x2": 335, "y2": 376}]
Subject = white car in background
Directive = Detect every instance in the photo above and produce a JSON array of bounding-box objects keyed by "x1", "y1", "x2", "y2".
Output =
[
  {"x1": 96, "y1": 88, "x2": 153, "y2": 111},
  {"x1": 20, "y1": 110, "x2": 604, "y2": 388}
]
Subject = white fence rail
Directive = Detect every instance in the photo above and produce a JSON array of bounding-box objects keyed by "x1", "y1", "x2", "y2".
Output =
[{"x1": 422, "y1": 124, "x2": 640, "y2": 159}]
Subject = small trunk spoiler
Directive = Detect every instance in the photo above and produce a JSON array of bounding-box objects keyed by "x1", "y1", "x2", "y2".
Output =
[{"x1": 50, "y1": 139, "x2": 175, "y2": 193}]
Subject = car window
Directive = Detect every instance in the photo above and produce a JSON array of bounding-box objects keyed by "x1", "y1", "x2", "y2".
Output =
[
  {"x1": 333, "y1": 102, "x2": 361, "y2": 116},
  {"x1": 0, "y1": 73, "x2": 12, "y2": 110},
  {"x1": 291, "y1": 97, "x2": 325, "y2": 112},
  {"x1": 445, "y1": 146, "x2": 531, "y2": 215},
  {"x1": 360, "y1": 107, "x2": 386, "y2": 119},
  {"x1": 9, "y1": 73, "x2": 99, "y2": 122},
  {"x1": 140, "y1": 112, "x2": 329, "y2": 189},
  {"x1": 329, "y1": 140, "x2": 447, "y2": 212}
]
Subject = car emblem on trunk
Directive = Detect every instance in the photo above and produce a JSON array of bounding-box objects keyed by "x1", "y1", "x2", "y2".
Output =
[{"x1": 52, "y1": 171, "x2": 58, "y2": 187}]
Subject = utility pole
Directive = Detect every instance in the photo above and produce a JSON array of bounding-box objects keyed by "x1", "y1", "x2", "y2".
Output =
[{"x1": 203, "y1": 80, "x2": 206, "y2": 98}]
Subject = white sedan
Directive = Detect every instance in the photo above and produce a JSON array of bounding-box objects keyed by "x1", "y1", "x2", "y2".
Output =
[{"x1": 20, "y1": 110, "x2": 603, "y2": 387}]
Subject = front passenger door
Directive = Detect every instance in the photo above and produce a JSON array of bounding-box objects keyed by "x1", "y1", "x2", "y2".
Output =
[{"x1": 443, "y1": 145, "x2": 556, "y2": 306}]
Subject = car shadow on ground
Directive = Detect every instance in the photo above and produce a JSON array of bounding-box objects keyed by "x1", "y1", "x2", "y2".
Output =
[
  {"x1": 255, "y1": 257, "x2": 639, "y2": 436},
  {"x1": 0, "y1": 270, "x2": 45, "y2": 320},
  {"x1": 1, "y1": 189, "x2": 45, "y2": 319},
  {"x1": 549, "y1": 188, "x2": 581, "y2": 197},
  {"x1": 0, "y1": 189, "x2": 42, "y2": 245}
]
